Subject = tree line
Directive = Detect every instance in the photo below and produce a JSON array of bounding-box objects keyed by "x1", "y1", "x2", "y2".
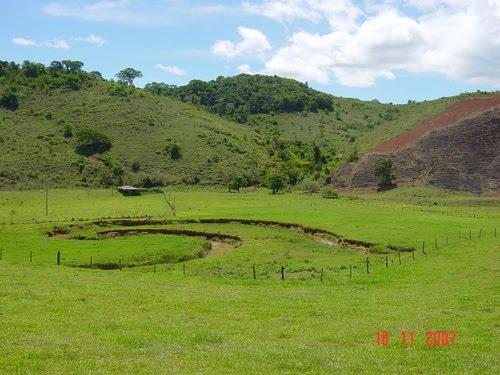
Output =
[{"x1": 145, "y1": 74, "x2": 334, "y2": 123}]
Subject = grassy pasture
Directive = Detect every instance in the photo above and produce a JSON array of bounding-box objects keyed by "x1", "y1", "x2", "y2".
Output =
[{"x1": 0, "y1": 187, "x2": 498, "y2": 374}]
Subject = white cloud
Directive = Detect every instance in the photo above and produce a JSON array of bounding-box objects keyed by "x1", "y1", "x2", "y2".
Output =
[
  {"x1": 243, "y1": 0, "x2": 321, "y2": 23},
  {"x1": 211, "y1": 27, "x2": 271, "y2": 59},
  {"x1": 12, "y1": 37, "x2": 69, "y2": 49},
  {"x1": 12, "y1": 37, "x2": 37, "y2": 47},
  {"x1": 72, "y1": 34, "x2": 106, "y2": 46},
  {"x1": 45, "y1": 39, "x2": 70, "y2": 49},
  {"x1": 237, "y1": 64, "x2": 255, "y2": 74},
  {"x1": 155, "y1": 64, "x2": 187, "y2": 76},
  {"x1": 238, "y1": 0, "x2": 500, "y2": 87},
  {"x1": 243, "y1": 0, "x2": 363, "y2": 32},
  {"x1": 13, "y1": 34, "x2": 106, "y2": 50}
]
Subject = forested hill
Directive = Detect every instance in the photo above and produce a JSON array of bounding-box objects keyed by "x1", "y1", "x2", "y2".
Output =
[{"x1": 145, "y1": 74, "x2": 334, "y2": 123}]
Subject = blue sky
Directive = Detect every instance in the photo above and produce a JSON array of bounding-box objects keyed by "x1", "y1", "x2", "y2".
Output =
[{"x1": 2, "y1": 0, "x2": 499, "y2": 103}]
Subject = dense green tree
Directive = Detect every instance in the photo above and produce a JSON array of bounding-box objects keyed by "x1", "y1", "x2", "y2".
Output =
[
  {"x1": 0, "y1": 60, "x2": 101, "y2": 92},
  {"x1": 266, "y1": 172, "x2": 286, "y2": 194},
  {"x1": 115, "y1": 68, "x2": 143, "y2": 86},
  {"x1": 228, "y1": 176, "x2": 248, "y2": 192},
  {"x1": 22, "y1": 61, "x2": 46, "y2": 78},
  {"x1": 145, "y1": 74, "x2": 334, "y2": 122},
  {"x1": 48, "y1": 61, "x2": 64, "y2": 76},
  {"x1": 62, "y1": 60, "x2": 84, "y2": 73},
  {"x1": 144, "y1": 82, "x2": 177, "y2": 96},
  {"x1": 374, "y1": 158, "x2": 396, "y2": 188}
]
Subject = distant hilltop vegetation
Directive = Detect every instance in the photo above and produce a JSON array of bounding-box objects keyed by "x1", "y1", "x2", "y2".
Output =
[{"x1": 1, "y1": 60, "x2": 498, "y2": 194}]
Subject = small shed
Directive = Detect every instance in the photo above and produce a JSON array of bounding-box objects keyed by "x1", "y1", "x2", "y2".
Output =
[{"x1": 117, "y1": 185, "x2": 141, "y2": 196}]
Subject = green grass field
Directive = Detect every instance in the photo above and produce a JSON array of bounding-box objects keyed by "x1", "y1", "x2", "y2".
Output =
[{"x1": 0, "y1": 187, "x2": 498, "y2": 374}]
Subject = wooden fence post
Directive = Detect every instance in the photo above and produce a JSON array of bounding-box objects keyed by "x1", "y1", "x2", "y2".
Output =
[
  {"x1": 422, "y1": 241, "x2": 426, "y2": 255},
  {"x1": 253, "y1": 264, "x2": 256, "y2": 280},
  {"x1": 366, "y1": 257, "x2": 369, "y2": 274},
  {"x1": 320, "y1": 268, "x2": 324, "y2": 283},
  {"x1": 30, "y1": 251, "x2": 32, "y2": 263},
  {"x1": 281, "y1": 266, "x2": 285, "y2": 281},
  {"x1": 385, "y1": 255, "x2": 388, "y2": 268},
  {"x1": 57, "y1": 251, "x2": 60, "y2": 265}
]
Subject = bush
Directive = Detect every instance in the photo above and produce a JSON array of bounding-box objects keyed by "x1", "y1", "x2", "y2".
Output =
[
  {"x1": 75, "y1": 128, "x2": 112, "y2": 156},
  {"x1": 0, "y1": 92, "x2": 19, "y2": 111},
  {"x1": 63, "y1": 124, "x2": 73, "y2": 138},
  {"x1": 142, "y1": 175, "x2": 163, "y2": 188},
  {"x1": 131, "y1": 159, "x2": 141, "y2": 172},
  {"x1": 299, "y1": 178, "x2": 321, "y2": 193},
  {"x1": 165, "y1": 141, "x2": 181, "y2": 160},
  {"x1": 320, "y1": 186, "x2": 339, "y2": 199}
]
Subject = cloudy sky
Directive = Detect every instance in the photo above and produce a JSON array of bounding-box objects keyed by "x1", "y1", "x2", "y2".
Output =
[{"x1": 2, "y1": 0, "x2": 499, "y2": 103}]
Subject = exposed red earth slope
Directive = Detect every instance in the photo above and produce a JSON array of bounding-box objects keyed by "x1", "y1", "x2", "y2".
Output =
[
  {"x1": 333, "y1": 94, "x2": 500, "y2": 193},
  {"x1": 372, "y1": 94, "x2": 500, "y2": 154}
]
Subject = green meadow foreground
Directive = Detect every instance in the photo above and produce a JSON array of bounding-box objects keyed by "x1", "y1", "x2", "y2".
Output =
[{"x1": 0, "y1": 188, "x2": 498, "y2": 374}]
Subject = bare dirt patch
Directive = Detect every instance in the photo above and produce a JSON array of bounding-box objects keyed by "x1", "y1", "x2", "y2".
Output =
[
  {"x1": 206, "y1": 241, "x2": 235, "y2": 257},
  {"x1": 372, "y1": 94, "x2": 500, "y2": 154},
  {"x1": 334, "y1": 102, "x2": 500, "y2": 193}
]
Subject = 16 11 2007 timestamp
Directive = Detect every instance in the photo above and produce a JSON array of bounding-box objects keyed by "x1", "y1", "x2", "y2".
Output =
[{"x1": 375, "y1": 331, "x2": 457, "y2": 347}]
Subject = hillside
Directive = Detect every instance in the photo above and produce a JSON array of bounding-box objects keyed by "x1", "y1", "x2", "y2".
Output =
[
  {"x1": 1, "y1": 60, "x2": 496, "y2": 191},
  {"x1": 146, "y1": 73, "x2": 468, "y2": 183},
  {"x1": 333, "y1": 94, "x2": 500, "y2": 193},
  {"x1": 0, "y1": 63, "x2": 267, "y2": 189}
]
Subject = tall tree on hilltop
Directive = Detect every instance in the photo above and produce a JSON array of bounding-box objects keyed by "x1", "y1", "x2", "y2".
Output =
[{"x1": 115, "y1": 68, "x2": 143, "y2": 86}]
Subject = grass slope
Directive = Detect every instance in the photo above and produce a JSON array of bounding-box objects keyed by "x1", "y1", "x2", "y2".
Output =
[
  {"x1": 0, "y1": 188, "x2": 498, "y2": 373},
  {"x1": 0, "y1": 82, "x2": 266, "y2": 189}
]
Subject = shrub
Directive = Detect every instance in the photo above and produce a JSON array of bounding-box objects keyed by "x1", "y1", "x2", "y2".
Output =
[
  {"x1": 63, "y1": 124, "x2": 73, "y2": 138},
  {"x1": 320, "y1": 186, "x2": 339, "y2": 199},
  {"x1": 131, "y1": 159, "x2": 141, "y2": 172},
  {"x1": 0, "y1": 92, "x2": 19, "y2": 111},
  {"x1": 75, "y1": 128, "x2": 111, "y2": 156},
  {"x1": 142, "y1": 175, "x2": 163, "y2": 188},
  {"x1": 299, "y1": 178, "x2": 321, "y2": 193},
  {"x1": 165, "y1": 141, "x2": 181, "y2": 160}
]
